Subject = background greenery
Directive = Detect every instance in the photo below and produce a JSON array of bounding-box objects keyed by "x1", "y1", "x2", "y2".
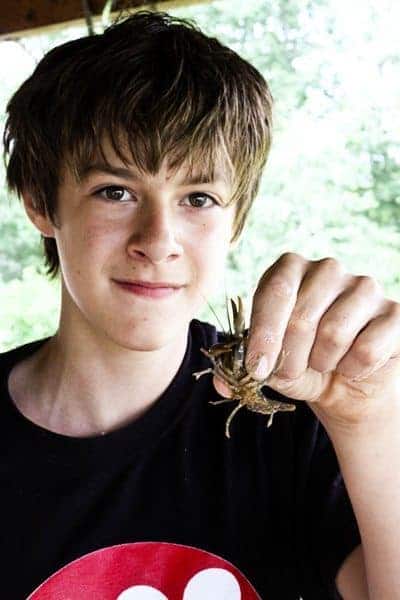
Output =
[{"x1": 1, "y1": 0, "x2": 399, "y2": 350}]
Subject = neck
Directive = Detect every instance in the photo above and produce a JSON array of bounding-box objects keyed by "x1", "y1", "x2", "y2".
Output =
[{"x1": 12, "y1": 316, "x2": 190, "y2": 438}]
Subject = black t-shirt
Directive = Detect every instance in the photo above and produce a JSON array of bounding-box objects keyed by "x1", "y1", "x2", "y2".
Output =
[{"x1": 0, "y1": 319, "x2": 361, "y2": 600}]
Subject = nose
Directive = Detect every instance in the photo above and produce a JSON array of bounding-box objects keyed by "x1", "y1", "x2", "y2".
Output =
[{"x1": 126, "y1": 202, "x2": 182, "y2": 264}]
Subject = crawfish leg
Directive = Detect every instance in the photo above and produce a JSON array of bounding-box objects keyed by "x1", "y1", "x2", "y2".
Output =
[
  {"x1": 194, "y1": 363, "x2": 238, "y2": 404},
  {"x1": 192, "y1": 367, "x2": 214, "y2": 380},
  {"x1": 266, "y1": 404, "x2": 291, "y2": 428},
  {"x1": 225, "y1": 402, "x2": 245, "y2": 439},
  {"x1": 213, "y1": 364, "x2": 242, "y2": 389},
  {"x1": 199, "y1": 347, "x2": 245, "y2": 387},
  {"x1": 209, "y1": 398, "x2": 235, "y2": 405},
  {"x1": 208, "y1": 367, "x2": 239, "y2": 405}
]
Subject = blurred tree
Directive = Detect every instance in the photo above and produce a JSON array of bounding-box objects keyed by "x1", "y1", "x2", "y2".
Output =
[
  {"x1": 345, "y1": 134, "x2": 400, "y2": 228},
  {"x1": 0, "y1": 196, "x2": 43, "y2": 282},
  {"x1": 0, "y1": 266, "x2": 59, "y2": 349}
]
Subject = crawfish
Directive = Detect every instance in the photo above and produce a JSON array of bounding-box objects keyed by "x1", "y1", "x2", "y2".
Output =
[{"x1": 193, "y1": 296, "x2": 296, "y2": 438}]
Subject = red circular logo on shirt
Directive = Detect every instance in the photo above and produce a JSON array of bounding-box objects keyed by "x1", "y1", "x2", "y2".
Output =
[{"x1": 27, "y1": 542, "x2": 261, "y2": 599}]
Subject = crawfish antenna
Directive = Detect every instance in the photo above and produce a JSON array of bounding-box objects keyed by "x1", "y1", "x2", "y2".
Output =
[
  {"x1": 199, "y1": 290, "x2": 226, "y2": 333},
  {"x1": 224, "y1": 272, "x2": 233, "y2": 337}
]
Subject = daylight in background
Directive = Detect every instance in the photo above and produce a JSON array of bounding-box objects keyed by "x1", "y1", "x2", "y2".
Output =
[{"x1": 1, "y1": 0, "x2": 399, "y2": 350}]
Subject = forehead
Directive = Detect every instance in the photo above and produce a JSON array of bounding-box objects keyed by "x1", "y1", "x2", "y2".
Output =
[{"x1": 78, "y1": 160, "x2": 229, "y2": 187}]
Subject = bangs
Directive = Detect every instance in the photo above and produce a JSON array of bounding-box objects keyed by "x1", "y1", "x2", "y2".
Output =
[
  {"x1": 56, "y1": 22, "x2": 265, "y2": 211},
  {"x1": 66, "y1": 122, "x2": 235, "y2": 208}
]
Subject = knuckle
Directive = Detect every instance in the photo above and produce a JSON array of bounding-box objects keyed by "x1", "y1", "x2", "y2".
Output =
[
  {"x1": 287, "y1": 315, "x2": 315, "y2": 336},
  {"x1": 353, "y1": 342, "x2": 378, "y2": 368},
  {"x1": 309, "y1": 353, "x2": 329, "y2": 373},
  {"x1": 261, "y1": 330, "x2": 281, "y2": 344},
  {"x1": 318, "y1": 322, "x2": 348, "y2": 349},
  {"x1": 264, "y1": 275, "x2": 295, "y2": 300},
  {"x1": 279, "y1": 251, "x2": 302, "y2": 265},
  {"x1": 355, "y1": 275, "x2": 381, "y2": 295},
  {"x1": 316, "y1": 256, "x2": 343, "y2": 275},
  {"x1": 279, "y1": 365, "x2": 302, "y2": 380}
]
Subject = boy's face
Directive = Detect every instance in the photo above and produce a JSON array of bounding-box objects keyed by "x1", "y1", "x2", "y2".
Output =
[{"x1": 27, "y1": 139, "x2": 235, "y2": 351}]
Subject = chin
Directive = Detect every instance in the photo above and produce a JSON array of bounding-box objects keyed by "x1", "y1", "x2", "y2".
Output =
[{"x1": 106, "y1": 322, "x2": 189, "y2": 353}]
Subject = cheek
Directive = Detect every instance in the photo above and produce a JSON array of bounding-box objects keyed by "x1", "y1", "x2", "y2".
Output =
[
  {"x1": 57, "y1": 218, "x2": 123, "y2": 281},
  {"x1": 193, "y1": 223, "x2": 230, "y2": 281},
  {"x1": 82, "y1": 223, "x2": 121, "y2": 258}
]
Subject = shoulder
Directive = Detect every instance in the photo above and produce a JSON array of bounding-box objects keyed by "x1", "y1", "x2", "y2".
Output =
[
  {"x1": 0, "y1": 337, "x2": 51, "y2": 403},
  {"x1": 0, "y1": 337, "x2": 51, "y2": 361}
]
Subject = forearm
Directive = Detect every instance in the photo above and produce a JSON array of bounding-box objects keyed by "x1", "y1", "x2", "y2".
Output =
[{"x1": 327, "y1": 413, "x2": 400, "y2": 599}]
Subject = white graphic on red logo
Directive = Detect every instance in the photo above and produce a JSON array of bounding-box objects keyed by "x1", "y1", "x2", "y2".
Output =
[
  {"x1": 116, "y1": 568, "x2": 240, "y2": 599},
  {"x1": 27, "y1": 542, "x2": 261, "y2": 599}
]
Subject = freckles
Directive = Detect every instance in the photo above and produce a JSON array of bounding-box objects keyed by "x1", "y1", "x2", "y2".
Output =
[
  {"x1": 83, "y1": 222, "x2": 119, "y2": 248},
  {"x1": 195, "y1": 222, "x2": 208, "y2": 239}
]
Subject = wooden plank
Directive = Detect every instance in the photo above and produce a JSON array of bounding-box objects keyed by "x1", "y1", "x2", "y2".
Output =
[{"x1": 0, "y1": 0, "x2": 207, "y2": 40}]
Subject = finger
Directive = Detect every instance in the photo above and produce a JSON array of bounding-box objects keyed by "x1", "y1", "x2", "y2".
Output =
[
  {"x1": 308, "y1": 275, "x2": 385, "y2": 374},
  {"x1": 245, "y1": 253, "x2": 308, "y2": 378},
  {"x1": 213, "y1": 375, "x2": 233, "y2": 398},
  {"x1": 335, "y1": 301, "x2": 400, "y2": 380},
  {"x1": 275, "y1": 259, "x2": 351, "y2": 379}
]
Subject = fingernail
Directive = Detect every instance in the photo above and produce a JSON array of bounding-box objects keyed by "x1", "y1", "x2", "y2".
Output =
[{"x1": 249, "y1": 355, "x2": 269, "y2": 380}]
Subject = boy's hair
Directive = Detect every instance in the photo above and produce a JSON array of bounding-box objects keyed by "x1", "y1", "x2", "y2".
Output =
[{"x1": 3, "y1": 10, "x2": 273, "y2": 279}]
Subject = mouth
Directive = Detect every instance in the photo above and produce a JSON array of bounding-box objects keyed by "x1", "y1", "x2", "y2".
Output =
[
  {"x1": 113, "y1": 279, "x2": 184, "y2": 289},
  {"x1": 112, "y1": 279, "x2": 184, "y2": 299}
]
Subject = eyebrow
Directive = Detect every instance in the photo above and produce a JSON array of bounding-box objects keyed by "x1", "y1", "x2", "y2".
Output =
[{"x1": 79, "y1": 162, "x2": 226, "y2": 186}]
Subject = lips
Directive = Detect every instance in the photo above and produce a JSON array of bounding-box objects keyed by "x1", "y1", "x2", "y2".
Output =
[
  {"x1": 113, "y1": 279, "x2": 182, "y2": 299},
  {"x1": 113, "y1": 279, "x2": 183, "y2": 289}
]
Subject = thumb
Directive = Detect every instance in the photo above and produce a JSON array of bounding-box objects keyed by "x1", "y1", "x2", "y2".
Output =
[{"x1": 266, "y1": 368, "x2": 328, "y2": 402}]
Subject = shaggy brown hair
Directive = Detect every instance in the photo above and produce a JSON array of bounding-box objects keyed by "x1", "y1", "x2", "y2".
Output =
[{"x1": 3, "y1": 10, "x2": 273, "y2": 279}]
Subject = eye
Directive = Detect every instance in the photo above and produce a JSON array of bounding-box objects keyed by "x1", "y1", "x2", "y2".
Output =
[
  {"x1": 184, "y1": 193, "x2": 218, "y2": 209},
  {"x1": 94, "y1": 186, "x2": 134, "y2": 202},
  {"x1": 92, "y1": 187, "x2": 218, "y2": 208}
]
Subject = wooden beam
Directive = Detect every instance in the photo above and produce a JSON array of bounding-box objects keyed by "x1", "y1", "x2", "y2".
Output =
[{"x1": 0, "y1": 0, "x2": 207, "y2": 40}]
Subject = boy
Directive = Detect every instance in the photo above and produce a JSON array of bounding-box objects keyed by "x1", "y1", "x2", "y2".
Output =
[{"x1": 1, "y1": 9, "x2": 400, "y2": 599}]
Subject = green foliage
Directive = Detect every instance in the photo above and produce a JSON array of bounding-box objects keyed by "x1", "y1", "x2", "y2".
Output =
[
  {"x1": 1, "y1": 0, "x2": 400, "y2": 348},
  {"x1": 0, "y1": 266, "x2": 60, "y2": 349},
  {"x1": 0, "y1": 196, "x2": 43, "y2": 281},
  {"x1": 345, "y1": 135, "x2": 400, "y2": 228}
]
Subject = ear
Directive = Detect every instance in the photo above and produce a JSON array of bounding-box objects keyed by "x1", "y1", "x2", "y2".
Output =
[{"x1": 21, "y1": 191, "x2": 55, "y2": 238}]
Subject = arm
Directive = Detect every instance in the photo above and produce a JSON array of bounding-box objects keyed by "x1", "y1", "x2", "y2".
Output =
[
  {"x1": 213, "y1": 253, "x2": 400, "y2": 598},
  {"x1": 331, "y1": 416, "x2": 400, "y2": 599}
]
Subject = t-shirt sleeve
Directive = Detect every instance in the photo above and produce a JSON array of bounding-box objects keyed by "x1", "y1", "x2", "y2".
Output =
[{"x1": 295, "y1": 405, "x2": 362, "y2": 599}]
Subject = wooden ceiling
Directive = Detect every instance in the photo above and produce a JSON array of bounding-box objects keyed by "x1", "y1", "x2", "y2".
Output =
[{"x1": 0, "y1": 0, "x2": 204, "y2": 39}]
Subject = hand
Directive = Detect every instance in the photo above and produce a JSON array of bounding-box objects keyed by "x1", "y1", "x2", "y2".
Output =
[{"x1": 213, "y1": 253, "x2": 400, "y2": 434}]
